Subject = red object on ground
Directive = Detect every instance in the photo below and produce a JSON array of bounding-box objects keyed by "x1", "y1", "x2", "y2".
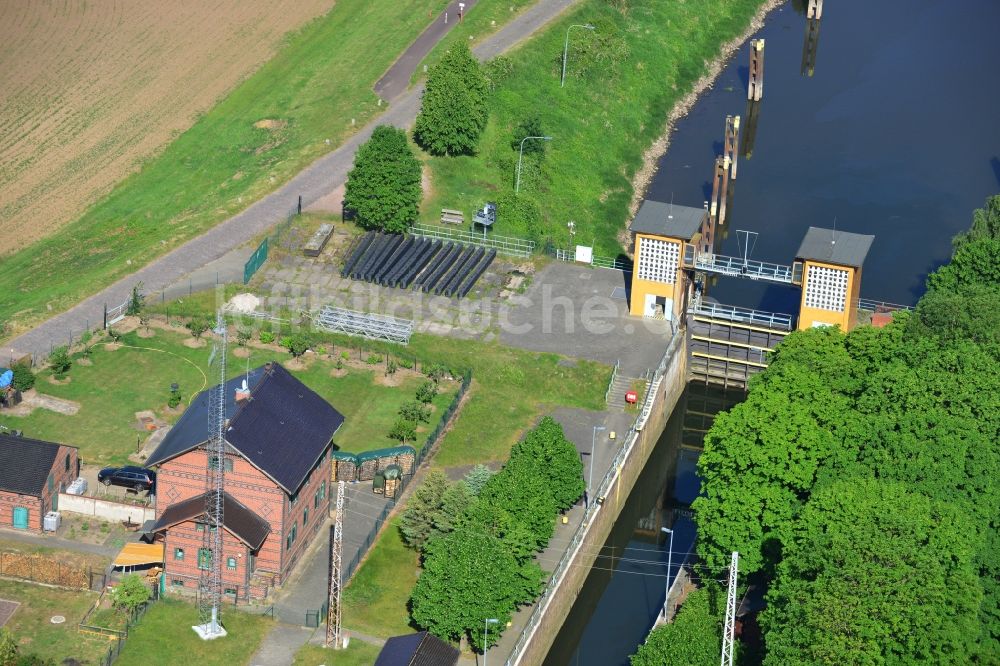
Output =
[
  {"x1": 871, "y1": 312, "x2": 893, "y2": 328},
  {"x1": 625, "y1": 390, "x2": 638, "y2": 404}
]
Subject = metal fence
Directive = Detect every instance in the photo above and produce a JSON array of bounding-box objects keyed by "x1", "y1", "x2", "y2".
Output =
[
  {"x1": 244, "y1": 237, "x2": 269, "y2": 284},
  {"x1": 856, "y1": 297, "x2": 913, "y2": 313},
  {"x1": 411, "y1": 224, "x2": 535, "y2": 259},
  {"x1": 604, "y1": 359, "x2": 620, "y2": 404},
  {"x1": 504, "y1": 336, "x2": 683, "y2": 666},
  {"x1": 549, "y1": 245, "x2": 633, "y2": 272},
  {"x1": 689, "y1": 301, "x2": 795, "y2": 331}
]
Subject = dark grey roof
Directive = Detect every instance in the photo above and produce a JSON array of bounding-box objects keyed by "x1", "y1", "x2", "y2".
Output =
[
  {"x1": 629, "y1": 200, "x2": 706, "y2": 240},
  {"x1": 375, "y1": 632, "x2": 459, "y2": 666},
  {"x1": 151, "y1": 491, "x2": 270, "y2": 550},
  {"x1": 146, "y1": 363, "x2": 344, "y2": 494},
  {"x1": 796, "y1": 227, "x2": 874, "y2": 268},
  {"x1": 145, "y1": 366, "x2": 266, "y2": 467},
  {"x1": 0, "y1": 434, "x2": 72, "y2": 496}
]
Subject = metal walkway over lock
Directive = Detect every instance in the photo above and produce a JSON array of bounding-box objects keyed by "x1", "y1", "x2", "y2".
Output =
[{"x1": 682, "y1": 247, "x2": 800, "y2": 285}]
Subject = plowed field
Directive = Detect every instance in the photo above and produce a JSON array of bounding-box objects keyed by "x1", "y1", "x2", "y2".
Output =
[{"x1": 0, "y1": 0, "x2": 336, "y2": 253}]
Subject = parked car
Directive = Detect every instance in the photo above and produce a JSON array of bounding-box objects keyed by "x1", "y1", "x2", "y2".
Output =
[{"x1": 98, "y1": 466, "x2": 155, "y2": 493}]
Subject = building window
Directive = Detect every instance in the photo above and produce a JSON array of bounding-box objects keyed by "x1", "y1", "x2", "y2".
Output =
[
  {"x1": 198, "y1": 548, "x2": 212, "y2": 570},
  {"x1": 65, "y1": 454, "x2": 71, "y2": 472},
  {"x1": 226, "y1": 557, "x2": 237, "y2": 571},
  {"x1": 209, "y1": 456, "x2": 234, "y2": 472},
  {"x1": 803, "y1": 265, "x2": 849, "y2": 312},
  {"x1": 303, "y1": 508, "x2": 309, "y2": 526},
  {"x1": 174, "y1": 548, "x2": 184, "y2": 561},
  {"x1": 172, "y1": 579, "x2": 185, "y2": 587},
  {"x1": 637, "y1": 236, "x2": 679, "y2": 285},
  {"x1": 195, "y1": 522, "x2": 216, "y2": 533},
  {"x1": 224, "y1": 588, "x2": 237, "y2": 598},
  {"x1": 286, "y1": 524, "x2": 298, "y2": 551},
  {"x1": 314, "y1": 482, "x2": 326, "y2": 508},
  {"x1": 48, "y1": 474, "x2": 53, "y2": 493}
]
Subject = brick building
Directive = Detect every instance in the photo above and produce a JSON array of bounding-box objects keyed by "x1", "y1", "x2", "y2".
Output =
[
  {"x1": 146, "y1": 363, "x2": 343, "y2": 602},
  {"x1": 0, "y1": 434, "x2": 79, "y2": 532}
]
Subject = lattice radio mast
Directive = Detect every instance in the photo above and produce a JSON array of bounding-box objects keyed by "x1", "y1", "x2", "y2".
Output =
[
  {"x1": 720, "y1": 551, "x2": 739, "y2": 666},
  {"x1": 326, "y1": 481, "x2": 345, "y2": 648},
  {"x1": 195, "y1": 312, "x2": 227, "y2": 639}
]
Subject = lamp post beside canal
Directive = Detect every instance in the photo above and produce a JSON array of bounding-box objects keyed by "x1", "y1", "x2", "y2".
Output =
[
  {"x1": 562, "y1": 24, "x2": 596, "y2": 87},
  {"x1": 589, "y1": 425, "x2": 606, "y2": 497},
  {"x1": 484, "y1": 618, "x2": 499, "y2": 664},
  {"x1": 515, "y1": 136, "x2": 551, "y2": 194},
  {"x1": 661, "y1": 526, "x2": 674, "y2": 612}
]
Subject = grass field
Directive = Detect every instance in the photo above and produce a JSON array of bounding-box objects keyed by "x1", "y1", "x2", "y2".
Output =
[
  {"x1": 114, "y1": 599, "x2": 272, "y2": 666},
  {"x1": 294, "y1": 640, "x2": 382, "y2": 666},
  {"x1": 0, "y1": 325, "x2": 459, "y2": 465},
  {"x1": 420, "y1": 0, "x2": 765, "y2": 254},
  {"x1": 0, "y1": 0, "x2": 456, "y2": 338},
  {"x1": 0, "y1": 578, "x2": 107, "y2": 664},
  {"x1": 0, "y1": 0, "x2": 336, "y2": 256},
  {"x1": 342, "y1": 519, "x2": 419, "y2": 638}
]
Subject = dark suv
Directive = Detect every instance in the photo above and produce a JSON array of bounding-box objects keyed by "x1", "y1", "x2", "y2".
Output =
[{"x1": 98, "y1": 466, "x2": 155, "y2": 493}]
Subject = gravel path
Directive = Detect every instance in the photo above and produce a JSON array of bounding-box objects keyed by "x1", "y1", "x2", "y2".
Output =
[{"x1": 7, "y1": 0, "x2": 581, "y2": 363}]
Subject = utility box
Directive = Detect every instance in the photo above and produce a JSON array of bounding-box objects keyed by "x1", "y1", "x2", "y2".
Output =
[
  {"x1": 67, "y1": 477, "x2": 88, "y2": 495},
  {"x1": 43, "y1": 511, "x2": 61, "y2": 532}
]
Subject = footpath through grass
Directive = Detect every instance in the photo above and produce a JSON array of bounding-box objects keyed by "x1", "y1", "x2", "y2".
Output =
[
  {"x1": 0, "y1": 0, "x2": 453, "y2": 337},
  {"x1": 114, "y1": 599, "x2": 272, "y2": 666},
  {"x1": 422, "y1": 0, "x2": 765, "y2": 255}
]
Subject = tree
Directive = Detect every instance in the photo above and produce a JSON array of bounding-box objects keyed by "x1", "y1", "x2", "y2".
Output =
[
  {"x1": 510, "y1": 115, "x2": 547, "y2": 156},
  {"x1": 415, "y1": 380, "x2": 437, "y2": 404},
  {"x1": 511, "y1": 417, "x2": 584, "y2": 511},
  {"x1": 399, "y1": 400, "x2": 431, "y2": 424},
  {"x1": 479, "y1": 455, "x2": 557, "y2": 555},
  {"x1": 283, "y1": 333, "x2": 311, "y2": 358},
  {"x1": 400, "y1": 470, "x2": 450, "y2": 549},
  {"x1": 125, "y1": 282, "x2": 144, "y2": 317},
  {"x1": 0, "y1": 628, "x2": 16, "y2": 666},
  {"x1": 410, "y1": 525, "x2": 543, "y2": 651},
  {"x1": 462, "y1": 464, "x2": 494, "y2": 496},
  {"x1": 630, "y1": 586, "x2": 722, "y2": 666},
  {"x1": 11, "y1": 364, "x2": 35, "y2": 392},
  {"x1": 236, "y1": 325, "x2": 253, "y2": 348},
  {"x1": 112, "y1": 574, "x2": 151, "y2": 615},
  {"x1": 761, "y1": 479, "x2": 982, "y2": 665},
  {"x1": 48, "y1": 346, "x2": 71, "y2": 376},
  {"x1": 388, "y1": 419, "x2": 417, "y2": 443},
  {"x1": 186, "y1": 317, "x2": 209, "y2": 339},
  {"x1": 413, "y1": 43, "x2": 489, "y2": 156},
  {"x1": 343, "y1": 125, "x2": 421, "y2": 233}
]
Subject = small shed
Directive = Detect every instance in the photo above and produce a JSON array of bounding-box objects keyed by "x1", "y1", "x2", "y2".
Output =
[
  {"x1": 374, "y1": 631, "x2": 459, "y2": 666},
  {"x1": 383, "y1": 464, "x2": 402, "y2": 499},
  {"x1": 356, "y1": 446, "x2": 416, "y2": 481},
  {"x1": 331, "y1": 451, "x2": 359, "y2": 482}
]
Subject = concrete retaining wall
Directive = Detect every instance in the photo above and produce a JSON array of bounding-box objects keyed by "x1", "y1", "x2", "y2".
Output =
[
  {"x1": 57, "y1": 493, "x2": 155, "y2": 524},
  {"x1": 513, "y1": 334, "x2": 688, "y2": 665}
]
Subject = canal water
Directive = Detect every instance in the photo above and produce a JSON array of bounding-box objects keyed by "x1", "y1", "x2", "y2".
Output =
[{"x1": 544, "y1": 0, "x2": 1000, "y2": 663}]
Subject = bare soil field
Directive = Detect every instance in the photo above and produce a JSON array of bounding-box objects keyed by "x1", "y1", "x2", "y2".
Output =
[{"x1": 0, "y1": 0, "x2": 336, "y2": 254}]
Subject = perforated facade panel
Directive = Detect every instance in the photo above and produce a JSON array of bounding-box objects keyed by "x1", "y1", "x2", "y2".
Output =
[
  {"x1": 637, "y1": 237, "x2": 679, "y2": 285},
  {"x1": 803, "y1": 265, "x2": 848, "y2": 312}
]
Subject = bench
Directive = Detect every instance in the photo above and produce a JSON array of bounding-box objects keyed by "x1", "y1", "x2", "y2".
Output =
[
  {"x1": 303, "y1": 223, "x2": 334, "y2": 257},
  {"x1": 441, "y1": 208, "x2": 464, "y2": 225}
]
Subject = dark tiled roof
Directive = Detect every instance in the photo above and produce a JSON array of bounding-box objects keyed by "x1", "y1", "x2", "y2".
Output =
[
  {"x1": 225, "y1": 364, "x2": 344, "y2": 494},
  {"x1": 145, "y1": 366, "x2": 266, "y2": 467},
  {"x1": 375, "y1": 632, "x2": 459, "y2": 666},
  {"x1": 0, "y1": 434, "x2": 71, "y2": 496},
  {"x1": 146, "y1": 363, "x2": 344, "y2": 495},
  {"x1": 151, "y1": 491, "x2": 270, "y2": 550},
  {"x1": 796, "y1": 227, "x2": 874, "y2": 268},
  {"x1": 630, "y1": 200, "x2": 706, "y2": 240}
]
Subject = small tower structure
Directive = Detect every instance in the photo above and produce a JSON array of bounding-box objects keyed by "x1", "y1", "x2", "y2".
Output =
[
  {"x1": 794, "y1": 227, "x2": 874, "y2": 331},
  {"x1": 628, "y1": 200, "x2": 709, "y2": 321}
]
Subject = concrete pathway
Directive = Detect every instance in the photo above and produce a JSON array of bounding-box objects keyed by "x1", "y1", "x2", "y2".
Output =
[
  {"x1": 6, "y1": 0, "x2": 583, "y2": 362},
  {"x1": 373, "y1": 0, "x2": 480, "y2": 102},
  {"x1": 250, "y1": 623, "x2": 317, "y2": 666},
  {"x1": 0, "y1": 526, "x2": 121, "y2": 558}
]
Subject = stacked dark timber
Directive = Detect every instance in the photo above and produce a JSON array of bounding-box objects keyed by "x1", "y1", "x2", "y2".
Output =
[{"x1": 341, "y1": 233, "x2": 495, "y2": 297}]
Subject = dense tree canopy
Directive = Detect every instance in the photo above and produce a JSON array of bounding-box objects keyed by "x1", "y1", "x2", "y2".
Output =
[
  {"x1": 630, "y1": 586, "x2": 722, "y2": 666},
  {"x1": 413, "y1": 43, "x2": 489, "y2": 156},
  {"x1": 343, "y1": 125, "x2": 421, "y2": 232},
  {"x1": 694, "y1": 195, "x2": 1000, "y2": 662}
]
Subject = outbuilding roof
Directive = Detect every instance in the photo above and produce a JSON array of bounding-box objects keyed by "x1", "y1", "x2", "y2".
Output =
[
  {"x1": 795, "y1": 227, "x2": 874, "y2": 268},
  {"x1": 146, "y1": 363, "x2": 344, "y2": 495},
  {"x1": 151, "y1": 491, "x2": 270, "y2": 550},
  {"x1": 629, "y1": 200, "x2": 707, "y2": 240},
  {"x1": 374, "y1": 631, "x2": 460, "y2": 666},
  {"x1": 0, "y1": 434, "x2": 74, "y2": 497}
]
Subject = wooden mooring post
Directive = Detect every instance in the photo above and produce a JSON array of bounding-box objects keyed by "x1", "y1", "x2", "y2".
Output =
[
  {"x1": 748, "y1": 39, "x2": 765, "y2": 101},
  {"x1": 724, "y1": 115, "x2": 740, "y2": 179},
  {"x1": 708, "y1": 156, "x2": 731, "y2": 228},
  {"x1": 801, "y1": 18, "x2": 822, "y2": 76},
  {"x1": 807, "y1": 0, "x2": 823, "y2": 20}
]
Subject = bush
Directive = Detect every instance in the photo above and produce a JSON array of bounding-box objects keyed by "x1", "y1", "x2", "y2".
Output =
[
  {"x1": 424, "y1": 363, "x2": 449, "y2": 382},
  {"x1": 387, "y1": 359, "x2": 398, "y2": 375},
  {"x1": 106, "y1": 327, "x2": 122, "y2": 342},
  {"x1": 496, "y1": 191, "x2": 542, "y2": 240},
  {"x1": 483, "y1": 55, "x2": 514, "y2": 92},
  {"x1": 111, "y1": 574, "x2": 151, "y2": 614},
  {"x1": 510, "y1": 115, "x2": 547, "y2": 156},
  {"x1": 416, "y1": 380, "x2": 437, "y2": 404},
  {"x1": 48, "y1": 346, "x2": 71, "y2": 375},
  {"x1": 259, "y1": 331, "x2": 276, "y2": 344},
  {"x1": 186, "y1": 318, "x2": 210, "y2": 339},
  {"x1": 366, "y1": 353, "x2": 383, "y2": 365},
  {"x1": 168, "y1": 386, "x2": 182, "y2": 409},
  {"x1": 284, "y1": 333, "x2": 311, "y2": 358},
  {"x1": 11, "y1": 364, "x2": 35, "y2": 392},
  {"x1": 125, "y1": 283, "x2": 144, "y2": 317},
  {"x1": 236, "y1": 326, "x2": 253, "y2": 347},
  {"x1": 413, "y1": 43, "x2": 489, "y2": 156},
  {"x1": 398, "y1": 358, "x2": 414, "y2": 370},
  {"x1": 389, "y1": 419, "x2": 417, "y2": 443}
]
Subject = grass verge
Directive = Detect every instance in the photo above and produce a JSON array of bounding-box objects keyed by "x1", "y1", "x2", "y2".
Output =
[
  {"x1": 420, "y1": 0, "x2": 765, "y2": 254},
  {"x1": 0, "y1": 0, "x2": 455, "y2": 337},
  {"x1": 0, "y1": 578, "x2": 106, "y2": 664},
  {"x1": 294, "y1": 640, "x2": 382, "y2": 666},
  {"x1": 342, "y1": 519, "x2": 418, "y2": 638},
  {"x1": 114, "y1": 599, "x2": 272, "y2": 666}
]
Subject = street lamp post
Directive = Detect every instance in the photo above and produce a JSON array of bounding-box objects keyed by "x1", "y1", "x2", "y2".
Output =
[
  {"x1": 661, "y1": 527, "x2": 674, "y2": 610},
  {"x1": 562, "y1": 24, "x2": 596, "y2": 87},
  {"x1": 484, "y1": 618, "x2": 499, "y2": 665},
  {"x1": 515, "y1": 136, "x2": 552, "y2": 194},
  {"x1": 589, "y1": 425, "x2": 606, "y2": 497}
]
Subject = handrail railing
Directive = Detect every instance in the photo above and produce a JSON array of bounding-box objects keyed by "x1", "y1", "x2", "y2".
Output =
[
  {"x1": 683, "y1": 252, "x2": 793, "y2": 284},
  {"x1": 689, "y1": 302, "x2": 794, "y2": 331},
  {"x1": 604, "y1": 359, "x2": 620, "y2": 404},
  {"x1": 410, "y1": 224, "x2": 535, "y2": 258}
]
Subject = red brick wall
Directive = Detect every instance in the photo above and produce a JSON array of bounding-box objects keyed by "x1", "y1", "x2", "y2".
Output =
[
  {"x1": 0, "y1": 491, "x2": 43, "y2": 531},
  {"x1": 163, "y1": 520, "x2": 254, "y2": 600},
  {"x1": 0, "y1": 446, "x2": 77, "y2": 532},
  {"x1": 44, "y1": 446, "x2": 79, "y2": 515},
  {"x1": 280, "y1": 452, "x2": 332, "y2": 578}
]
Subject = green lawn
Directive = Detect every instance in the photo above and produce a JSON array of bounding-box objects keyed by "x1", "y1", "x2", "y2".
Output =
[
  {"x1": 342, "y1": 519, "x2": 419, "y2": 638},
  {"x1": 114, "y1": 599, "x2": 272, "y2": 666},
  {"x1": 294, "y1": 640, "x2": 382, "y2": 666},
  {"x1": 421, "y1": 0, "x2": 765, "y2": 254},
  {"x1": 0, "y1": 0, "x2": 459, "y2": 337},
  {"x1": 0, "y1": 578, "x2": 107, "y2": 664},
  {"x1": 0, "y1": 326, "x2": 459, "y2": 465}
]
